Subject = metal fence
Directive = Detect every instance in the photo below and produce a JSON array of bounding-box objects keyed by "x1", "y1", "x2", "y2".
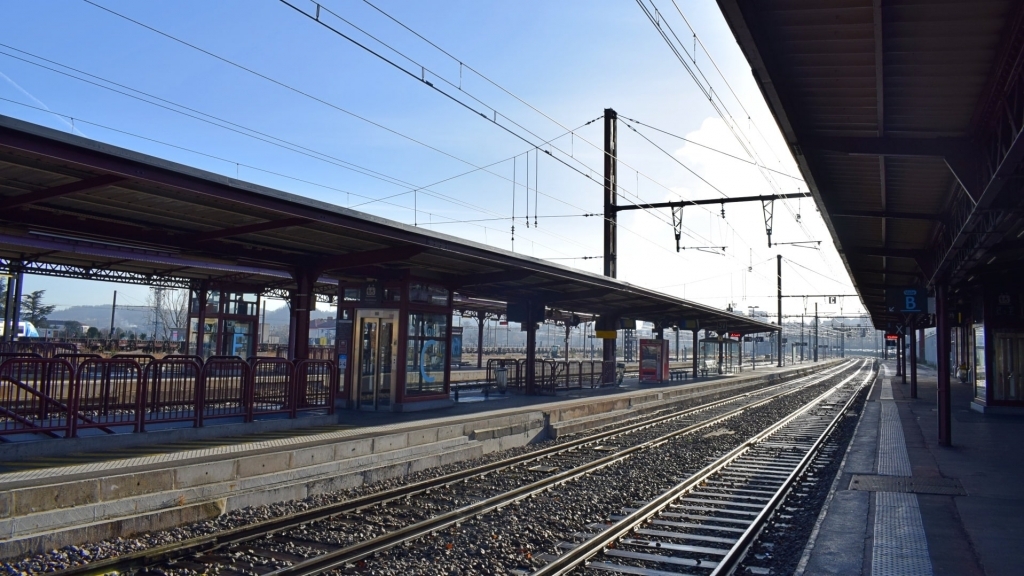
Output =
[
  {"x1": 484, "y1": 358, "x2": 614, "y2": 391},
  {"x1": 0, "y1": 353, "x2": 337, "y2": 440}
]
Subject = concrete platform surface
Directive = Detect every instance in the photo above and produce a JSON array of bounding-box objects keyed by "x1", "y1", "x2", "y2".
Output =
[{"x1": 800, "y1": 361, "x2": 1024, "y2": 576}]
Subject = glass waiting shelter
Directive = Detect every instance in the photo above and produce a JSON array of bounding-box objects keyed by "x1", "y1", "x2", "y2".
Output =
[
  {"x1": 701, "y1": 335, "x2": 739, "y2": 375},
  {"x1": 335, "y1": 279, "x2": 454, "y2": 412},
  {"x1": 186, "y1": 287, "x2": 260, "y2": 359}
]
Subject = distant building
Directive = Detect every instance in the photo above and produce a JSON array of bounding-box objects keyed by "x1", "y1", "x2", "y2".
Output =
[{"x1": 309, "y1": 317, "x2": 335, "y2": 346}]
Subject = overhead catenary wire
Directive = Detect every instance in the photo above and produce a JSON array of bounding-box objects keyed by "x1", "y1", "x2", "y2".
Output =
[
  {"x1": 78, "y1": 2, "x2": 716, "y2": 266},
  {"x1": 0, "y1": 96, "x2": 596, "y2": 260},
  {"x1": 285, "y1": 0, "x2": 755, "y2": 250},
  {"x1": 74, "y1": 0, "x2": 803, "y2": 287},
  {"x1": 0, "y1": 44, "x2": 607, "y2": 256},
  {"x1": 634, "y1": 0, "x2": 817, "y2": 240},
  {"x1": 278, "y1": 0, "x2": 716, "y2": 244},
  {"x1": 619, "y1": 114, "x2": 805, "y2": 181}
]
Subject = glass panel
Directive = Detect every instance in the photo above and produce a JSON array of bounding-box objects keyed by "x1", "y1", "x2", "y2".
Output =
[
  {"x1": 205, "y1": 291, "x2": 220, "y2": 315},
  {"x1": 974, "y1": 324, "x2": 986, "y2": 400},
  {"x1": 223, "y1": 292, "x2": 258, "y2": 316},
  {"x1": 409, "y1": 283, "x2": 449, "y2": 306},
  {"x1": 224, "y1": 320, "x2": 251, "y2": 358},
  {"x1": 343, "y1": 288, "x2": 361, "y2": 302},
  {"x1": 406, "y1": 313, "x2": 447, "y2": 396},
  {"x1": 201, "y1": 319, "x2": 218, "y2": 358},
  {"x1": 187, "y1": 317, "x2": 200, "y2": 355},
  {"x1": 377, "y1": 321, "x2": 395, "y2": 408},
  {"x1": 992, "y1": 333, "x2": 1023, "y2": 402},
  {"x1": 360, "y1": 320, "x2": 378, "y2": 407}
]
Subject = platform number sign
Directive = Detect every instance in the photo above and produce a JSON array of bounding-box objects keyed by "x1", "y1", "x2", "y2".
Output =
[
  {"x1": 828, "y1": 296, "x2": 837, "y2": 304},
  {"x1": 887, "y1": 286, "x2": 925, "y2": 314}
]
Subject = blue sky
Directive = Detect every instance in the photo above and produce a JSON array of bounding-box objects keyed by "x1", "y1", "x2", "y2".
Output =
[{"x1": 0, "y1": 0, "x2": 866, "y2": 322}]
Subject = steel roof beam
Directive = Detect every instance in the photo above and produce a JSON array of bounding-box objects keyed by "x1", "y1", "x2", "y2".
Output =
[
  {"x1": 450, "y1": 269, "x2": 536, "y2": 288},
  {"x1": 192, "y1": 217, "x2": 310, "y2": 242},
  {"x1": 315, "y1": 245, "x2": 426, "y2": 272},
  {"x1": 0, "y1": 174, "x2": 124, "y2": 210},
  {"x1": 831, "y1": 210, "x2": 941, "y2": 222}
]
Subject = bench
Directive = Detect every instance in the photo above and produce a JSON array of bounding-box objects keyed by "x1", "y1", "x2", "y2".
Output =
[{"x1": 669, "y1": 369, "x2": 689, "y2": 381}]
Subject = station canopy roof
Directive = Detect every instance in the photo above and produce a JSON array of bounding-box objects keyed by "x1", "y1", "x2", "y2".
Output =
[
  {"x1": 718, "y1": 0, "x2": 1024, "y2": 326},
  {"x1": 0, "y1": 115, "x2": 775, "y2": 334}
]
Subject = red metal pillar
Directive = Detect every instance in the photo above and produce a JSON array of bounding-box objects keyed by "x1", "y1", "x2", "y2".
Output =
[
  {"x1": 289, "y1": 269, "x2": 315, "y2": 362},
  {"x1": 936, "y1": 284, "x2": 952, "y2": 446},
  {"x1": 194, "y1": 282, "x2": 208, "y2": 358}
]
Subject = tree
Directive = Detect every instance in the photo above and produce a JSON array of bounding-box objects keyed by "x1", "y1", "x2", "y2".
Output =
[
  {"x1": 147, "y1": 288, "x2": 188, "y2": 341},
  {"x1": 86, "y1": 326, "x2": 101, "y2": 339},
  {"x1": 0, "y1": 278, "x2": 6, "y2": 319},
  {"x1": 21, "y1": 290, "x2": 55, "y2": 328},
  {"x1": 64, "y1": 320, "x2": 84, "y2": 338}
]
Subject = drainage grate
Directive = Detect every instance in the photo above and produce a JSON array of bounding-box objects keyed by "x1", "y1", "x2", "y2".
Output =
[{"x1": 849, "y1": 474, "x2": 967, "y2": 495}]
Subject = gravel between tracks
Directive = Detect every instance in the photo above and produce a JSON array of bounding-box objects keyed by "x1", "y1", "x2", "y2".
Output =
[
  {"x1": 0, "y1": 366, "x2": 848, "y2": 575},
  {"x1": 347, "y1": 370, "x2": 855, "y2": 575}
]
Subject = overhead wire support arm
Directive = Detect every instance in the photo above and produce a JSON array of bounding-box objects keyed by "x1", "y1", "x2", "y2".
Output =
[{"x1": 611, "y1": 192, "x2": 811, "y2": 212}]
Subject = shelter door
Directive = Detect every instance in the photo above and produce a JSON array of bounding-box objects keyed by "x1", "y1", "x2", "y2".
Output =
[{"x1": 355, "y1": 315, "x2": 397, "y2": 409}]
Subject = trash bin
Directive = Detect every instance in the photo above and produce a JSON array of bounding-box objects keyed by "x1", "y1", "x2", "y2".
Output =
[{"x1": 495, "y1": 366, "x2": 508, "y2": 392}]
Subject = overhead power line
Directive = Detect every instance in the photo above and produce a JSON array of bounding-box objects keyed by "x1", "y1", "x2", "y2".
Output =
[{"x1": 619, "y1": 115, "x2": 805, "y2": 182}]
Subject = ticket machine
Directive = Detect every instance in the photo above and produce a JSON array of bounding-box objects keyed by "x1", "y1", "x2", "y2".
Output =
[{"x1": 639, "y1": 339, "x2": 670, "y2": 383}]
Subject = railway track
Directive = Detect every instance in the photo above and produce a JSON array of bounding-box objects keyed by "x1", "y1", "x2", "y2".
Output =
[
  {"x1": 51, "y1": 360, "x2": 859, "y2": 576},
  {"x1": 534, "y1": 359, "x2": 875, "y2": 576}
]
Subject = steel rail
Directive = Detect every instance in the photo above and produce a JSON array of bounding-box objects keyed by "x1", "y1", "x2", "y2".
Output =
[
  {"x1": 266, "y1": 362, "x2": 859, "y2": 575},
  {"x1": 709, "y1": 361, "x2": 876, "y2": 575},
  {"x1": 53, "y1": 360, "x2": 849, "y2": 576},
  {"x1": 530, "y1": 358, "x2": 873, "y2": 576}
]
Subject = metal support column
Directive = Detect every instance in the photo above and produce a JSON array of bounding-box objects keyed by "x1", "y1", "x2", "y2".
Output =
[
  {"x1": 194, "y1": 281, "x2": 208, "y2": 358},
  {"x1": 813, "y1": 303, "x2": 819, "y2": 362},
  {"x1": 777, "y1": 255, "x2": 783, "y2": 367},
  {"x1": 525, "y1": 312, "x2": 538, "y2": 395},
  {"x1": 901, "y1": 334, "x2": 908, "y2": 385},
  {"x1": 909, "y1": 316, "x2": 918, "y2": 399},
  {"x1": 11, "y1": 269, "x2": 23, "y2": 340},
  {"x1": 476, "y1": 315, "x2": 485, "y2": 369},
  {"x1": 675, "y1": 328, "x2": 680, "y2": 361},
  {"x1": 289, "y1": 269, "x2": 315, "y2": 361},
  {"x1": 896, "y1": 331, "x2": 903, "y2": 376},
  {"x1": 2, "y1": 274, "x2": 15, "y2": 341},
  {"x1": 936, "y1": 285, "x2": 951, "y2": 446},
  {"x1": 692, "y1": 329, "x2": 699, "y2": 378},
  {"x1": 738, "y1": 334, "x2": 743, "y2": 372},
  {"x1": 718, "y1": 337, "x2": 724, "y2": 374},
  {"x1": 602, "y1": 108, "x2": 618, "y2": 381}
]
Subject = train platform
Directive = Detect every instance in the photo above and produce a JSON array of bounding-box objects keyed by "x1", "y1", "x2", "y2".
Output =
[
  {"x1": 799, "y1": 361, "x2": 1024, "y2": 576},
  {"x1": 0, "y1": 360, "x2": 835, "y2": 559}
]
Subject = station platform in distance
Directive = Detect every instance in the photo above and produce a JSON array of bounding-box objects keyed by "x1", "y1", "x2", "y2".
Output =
[
  {"x1": 800, "y1": 362, "x2": 1023, "y2": 576},
  {"x1": 0, "y1": 360, "x2": 827, "y2": 559}
]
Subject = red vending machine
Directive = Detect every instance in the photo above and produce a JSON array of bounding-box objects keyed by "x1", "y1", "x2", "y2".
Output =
[{"x1": 639, "y1": 339, "x2": 670, "y2": 383}]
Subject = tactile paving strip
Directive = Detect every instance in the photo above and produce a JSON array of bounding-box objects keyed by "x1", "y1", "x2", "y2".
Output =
[
  {"x1": 849, "y1": 475, "x2": 967, "y2": 496},
  {"x1": 872, "y1": 491, "x2": 934, "y2": 576},
  {"x1": 877, "y1": 379, "x2": 913, "y2": 477}
]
